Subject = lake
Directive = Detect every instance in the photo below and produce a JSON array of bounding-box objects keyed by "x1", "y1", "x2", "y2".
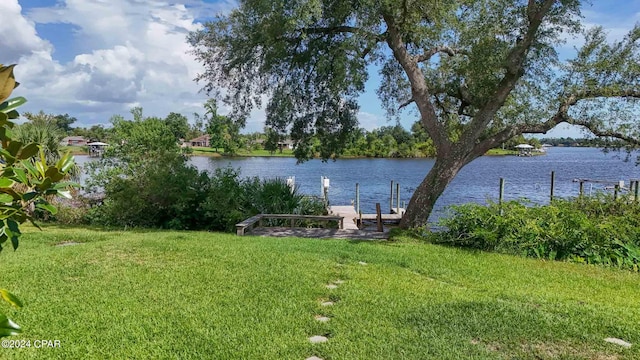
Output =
[{"x1": 75, "y1": 147, "x2": 640, "y2": 222}]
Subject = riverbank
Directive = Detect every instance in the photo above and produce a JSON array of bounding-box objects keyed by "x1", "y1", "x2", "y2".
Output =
[
  {"x1": 189, "y1": 147, "x2": 536, "y2": 158},
  {"x1": 60, "y1": 145, "x2": 89, "y2": 155},
  {"x1": 3, "y1": 225, "x2": 637, "y2": 359}
]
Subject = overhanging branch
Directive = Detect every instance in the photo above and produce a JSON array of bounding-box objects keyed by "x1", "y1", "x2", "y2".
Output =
[
  {"x1": 466, "y1": 87, "x2": 640, "y2": 162},
  {"x1": 398, "y1": 98, "x2": 415, "y2": 110},
  {"x1": 415, "y1": 46, "x2": 459, "y2": 63}
]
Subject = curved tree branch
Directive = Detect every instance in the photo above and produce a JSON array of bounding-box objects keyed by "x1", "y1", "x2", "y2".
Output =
[
  {"x1": 416, "y1": 46, "x2": 460, "y2": 63},
  {"x1": 467, "y1": 88, "x2": 640, "y2": 161}
]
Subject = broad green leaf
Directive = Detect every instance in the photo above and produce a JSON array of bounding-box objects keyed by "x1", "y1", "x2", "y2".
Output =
[
  {"x1": 0, "y1": 178, "x2": 14, "y2": 188},
  {"x1": 0, "y1": 289, "x2": 22, "y2": 309},
  {"x1": 5, "y1": 110, "x2": 18, "y2": 119},
  {"x1": 6, "y1": 219, "x2": 20, "y2": 236},
  {"x1": 53, "y1": 181, "x2": 79, "y2": 190},
  {"x1": 0, "y1": 97, "x2": 27, "y2": 113},
  {"x1": 22, "y1": 192, "x2": 38, "y2": 201},
  {"x1": 36, "y1": 203, "x2": 57, "y2": 215},
  {"x1": 37, "y1": 178, "x2": 52, "y2": 191},
  {"x1": 12, "y1": 168, "x2": 27, "y2": 185},
  {"x1": 6, "y1": 141, "x2": 21, "y2": 157},
  {"x1": 8, "y1": 233, "x2": 18, "y2": 251},
  {"x1": 56, "y1": 152, "x2": 76, "y2": 173},
  {"x1": 21, "y1": 161, "x2": 38, "y2": 177},
  {"x1": 0, "y1": 65, "x2": 17, "y2": 104},
  {"x1": 0, "y1": 314, "x2": 22, "y2": 337},
  {"x1": 35, "y1": 160, "x2": 46, "y2": 177},
  {"x1": 45, "y1": 167, "x2": 64, "y2": 182},
  {"x1": 0, "y1": 148, "x2": 15, "y2": 166},
  {"x1": 17, "y1": 143, "x2": 38, "y2": 160},
  {"x1": 0, "y1": 194, "x2": 13, "y2": 203}
]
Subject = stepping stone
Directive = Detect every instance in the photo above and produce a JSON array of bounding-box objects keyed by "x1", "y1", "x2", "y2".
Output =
[
  {"x1": 604, "y1": 338, "x2": 632, "y2": 348},
  {"x1": 314, "y1": 315, "x2": 330, "y2": 322},
  {"x1": 320, "y1": 301, "x2": 334, "y2": 307},
  {"x1": 334, "y1": 279, "x2": 345, "y2": 284},
  {"x1": 358, "y1": 261, "x2": 367, "y2": 265},
  {"x1": 326, "y1": 284, "x2": 338, "y2": 289},
  {"x1": 309, "y1": 335, "x2": 328, "y2": 344},
  {"x1": 306, "y1": 357, "x2": 324, "y2": 360}
]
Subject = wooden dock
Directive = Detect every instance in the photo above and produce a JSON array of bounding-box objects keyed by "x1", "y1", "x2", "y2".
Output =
[
  {"x1": 328, "y1": 206, "x2": 360, "y2": 230},
  {"x1": 329, "y1": 205, "x2": 405, "y2": 227}
]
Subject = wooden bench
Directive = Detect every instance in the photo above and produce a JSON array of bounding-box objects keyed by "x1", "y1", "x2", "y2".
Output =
[{"x1": 236, "y1": 214, "x2": 344, "y2": 236}]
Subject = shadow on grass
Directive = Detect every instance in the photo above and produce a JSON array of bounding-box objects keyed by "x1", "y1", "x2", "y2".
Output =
[{"x1": 397, "y1": 300, "x2": 630, "y2": 359}]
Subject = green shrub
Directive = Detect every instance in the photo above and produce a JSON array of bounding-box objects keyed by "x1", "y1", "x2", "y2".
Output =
[
  {"x1": 87, "y1": 152, "x2": 209, "y2": 230},
  {"x1": 201, "y1": 167, "x2": 247, "y2": 232},
  {"x1": 429, "y1": 195, "x2": 640, "y2": 271}
]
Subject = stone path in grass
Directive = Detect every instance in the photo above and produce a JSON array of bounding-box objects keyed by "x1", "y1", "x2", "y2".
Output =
[{"x1": 306, "y1": 260, "x2": 368, "y2": 360}]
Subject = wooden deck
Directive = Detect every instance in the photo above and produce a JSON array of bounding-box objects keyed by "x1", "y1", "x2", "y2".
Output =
[
  {"x1": 328, "y1": 206, "x2": 360, "y2": 230},
  {"x1": 234, "y1": 204, "x2": 405, "y2": 240}
]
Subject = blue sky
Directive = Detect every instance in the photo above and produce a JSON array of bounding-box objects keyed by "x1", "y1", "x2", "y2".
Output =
[{"x1": 3, "y1": 0, "x2": 640, "y2": 137}]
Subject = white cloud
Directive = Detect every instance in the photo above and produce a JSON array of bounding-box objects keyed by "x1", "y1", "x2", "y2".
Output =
[
  {"x1": 5, "y1": 0, "x2": 639, "y2": 138},
  {"x1": 6, "y1": 0, "x2": 232, "y2": 127},
  {"x1": 0, "y1": 0, "x2": 52, "y2": 63},
  {"x1": 358, "y1": 111, "x2": 386, "y2": 131}
]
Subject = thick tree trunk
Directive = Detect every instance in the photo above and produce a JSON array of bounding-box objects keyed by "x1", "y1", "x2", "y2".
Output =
[{"x1": 399, "y1": 155, "x2": 465, "y2": 229}]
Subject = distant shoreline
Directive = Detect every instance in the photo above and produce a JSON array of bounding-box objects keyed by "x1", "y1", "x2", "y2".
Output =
[{"x1": 66, "y1": 145, "x2": 554, "y2": 158}]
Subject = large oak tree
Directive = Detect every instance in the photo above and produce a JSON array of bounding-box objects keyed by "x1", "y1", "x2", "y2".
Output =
[{"x1": 189, "y1": 0, "x2": 640, "y2": 228}]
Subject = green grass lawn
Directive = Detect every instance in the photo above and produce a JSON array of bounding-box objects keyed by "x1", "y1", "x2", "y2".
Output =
[
  {"x1": 237, "y1": 148, "x2": 295, "y2": 157},
  {"x1": 59, "y1": 146, "x2": 88, "y2": 155},
  {"x1": 0, "y1": 226, "x2": 638, "y2": 359},
  {"x1": 485, "y1": 148, "x2": 519, "y2": 156}
]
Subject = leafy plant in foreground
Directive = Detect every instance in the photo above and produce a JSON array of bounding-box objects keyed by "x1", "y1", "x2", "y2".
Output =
[{"x1": 0, "y1": 64, "x2": 76, "y2": 336}]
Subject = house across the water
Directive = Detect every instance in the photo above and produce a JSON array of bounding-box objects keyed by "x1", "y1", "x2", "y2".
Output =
[
  {"x1": 189, "y1": 134, "x2": 211, "y2": 147},
  {"x1": 60, "y1": 136, "x2": 88, "y2": 146}
]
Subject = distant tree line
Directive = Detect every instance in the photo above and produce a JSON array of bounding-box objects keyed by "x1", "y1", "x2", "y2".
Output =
[
  {"x1": 538, "y1": 137, "x2": 624, "y2": 147},
  {"x1": 22, "y1": 107, "x2": 614, "y2": 159}
]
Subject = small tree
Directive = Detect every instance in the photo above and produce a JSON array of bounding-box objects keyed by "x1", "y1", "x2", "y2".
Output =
[
  {"x1": 203, "y1": 99, "x2": 241, "y2": 154},
  {"x1": 164, "y1": 112, "x2": 190, "y2": 141},
  {"x1": 0, "y1": 64, "x2": 75, "y2": 336}
]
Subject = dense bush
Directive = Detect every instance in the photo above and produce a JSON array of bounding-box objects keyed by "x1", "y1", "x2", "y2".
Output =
[
  {"x1": 80, "y1": 162, "x2": 326, "y2": 231},
  {"x1": 429, "y1": 195, "x2": 640, "y2": 271},
  {"x1": 69, "y1": 108, "x2": 326, "y2": 231},
  {"x1": 87, "y1": 153, "x2": 209, "y2": 229}
]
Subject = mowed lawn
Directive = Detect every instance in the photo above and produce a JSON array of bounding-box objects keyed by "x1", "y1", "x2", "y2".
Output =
[{"x1": 0, "y1": 226, "x2": 638, "y2": 359}]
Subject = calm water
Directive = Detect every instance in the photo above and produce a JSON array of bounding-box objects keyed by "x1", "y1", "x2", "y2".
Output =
[{"x1": 75, "y1": 147, "x2": 640, "y2": 221}]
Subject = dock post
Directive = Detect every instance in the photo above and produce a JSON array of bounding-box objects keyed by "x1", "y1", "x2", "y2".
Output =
[
  {"x1": 579, "y1": 181, "x2": 584, "y2": 198},
  {"x1": 614, "y1": 184, "x2": 619, "y2": 201},
  {"x1": 635, "y1": 181, "x2": 639, "y2": 202},
  {"x1": 375, "y1": 203, "x2": 383, "y2": 232},
  {"x1": 550, "y1": 171, "x2": 555, "y2": 202},
  {"x1": 390, "y1": 180, "x2": 394, "y2": 212},
  {"x1": 499, "y1": 178, "x2": 505, "y2": 216},
  {"x1": 396, "y1": 183, "x2": 400, "y2": 214},
  {"x1": 355, "y1": 183, "x2": 360, "y2": 214}
]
